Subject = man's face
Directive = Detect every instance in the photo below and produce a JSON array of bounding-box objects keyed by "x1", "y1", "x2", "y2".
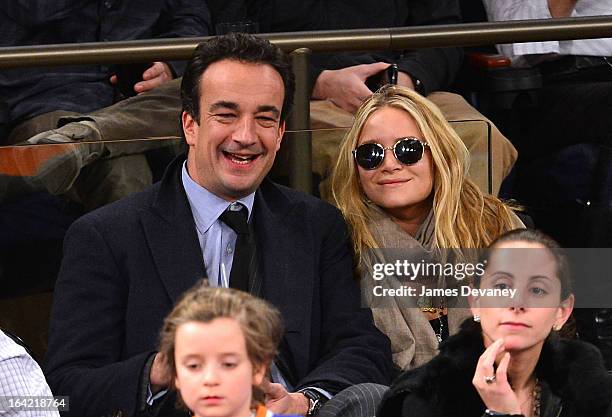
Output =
[{"x1": 183, "y1": 59, "x2": 285, "y2": 201}]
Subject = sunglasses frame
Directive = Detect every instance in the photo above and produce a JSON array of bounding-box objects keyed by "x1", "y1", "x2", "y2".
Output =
[{"x1": 352, "y1": 136, "x2": 429, "y2": 170}]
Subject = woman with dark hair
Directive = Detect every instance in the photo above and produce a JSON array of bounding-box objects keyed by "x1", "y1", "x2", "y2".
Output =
[{"x1": 377, "y1": 229, "x2": 612, "y2": 417}]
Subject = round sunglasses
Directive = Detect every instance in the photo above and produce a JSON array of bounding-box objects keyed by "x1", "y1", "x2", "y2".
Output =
[{"x1": 352, "y1": 137, "x2": 429, "y2": 170}]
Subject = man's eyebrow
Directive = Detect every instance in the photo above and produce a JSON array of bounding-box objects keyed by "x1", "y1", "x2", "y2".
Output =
[
  {"x1": 209, "y1": 101, "x2": 239, "y2": 112},
  {"x1": 256, "y1": 105, "x2": 280, "y2": 118}
]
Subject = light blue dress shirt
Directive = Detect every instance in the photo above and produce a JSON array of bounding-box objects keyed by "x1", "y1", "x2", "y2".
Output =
[{"x1": 181, "y1": 162, "x2": 255, "y2": 286}]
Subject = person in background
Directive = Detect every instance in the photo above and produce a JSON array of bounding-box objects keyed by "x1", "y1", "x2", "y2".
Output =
[
  {"x1": 483, "y1": 0, "x2": 612, "y2": 365},
  {"x1": 6, "y1": 0, "x2": 517, "y2": 204},
  {"x1": 0, "y1": 0, "x2": 211, "y2": 207},
  {"x1": 0, "y1": 329, "x2": 60, "y2": 417},
  {"x1": 481, "y1": 0, "x2": 612, "y2": 162},
  {"x1": 331, "y1": 85, "x2": 523, "y2": 369}
]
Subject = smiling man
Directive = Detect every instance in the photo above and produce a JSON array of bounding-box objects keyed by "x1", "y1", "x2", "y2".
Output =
[
  {"x1": 44, "y1": 34, "x2": 392, "y2": 417},
  {"x1": 182, "y1": 59, "x2": 285, "y2": 201}
]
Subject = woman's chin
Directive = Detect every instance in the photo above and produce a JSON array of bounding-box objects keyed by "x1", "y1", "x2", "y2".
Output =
[{"x1": 500, "y1": 336, "x2": 543, "y2": 354}]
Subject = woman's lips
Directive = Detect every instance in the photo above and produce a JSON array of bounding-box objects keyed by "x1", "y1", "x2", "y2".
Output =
[
  {"x1": 500, "y1": 321, "x2": 530, "y2": 328},
  {"x1": 378, "y1": 178, "x2": 409, "y2": 185}
]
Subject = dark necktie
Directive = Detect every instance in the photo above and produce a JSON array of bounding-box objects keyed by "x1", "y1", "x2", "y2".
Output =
[{"x1": 219, "y1": 204, "x2": 250, "y2": 292}]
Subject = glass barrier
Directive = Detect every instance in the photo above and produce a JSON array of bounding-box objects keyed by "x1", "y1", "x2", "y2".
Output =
[
  {"x1": 0, "y1": 121, "x2": 492, "y2": 287},
  {"x1": 1, "y1": 124, "x2": 611, "y2": 364}
]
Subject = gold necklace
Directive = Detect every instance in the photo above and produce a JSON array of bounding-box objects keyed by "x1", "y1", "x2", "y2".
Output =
[
  {"x1": 511, "y1": 377, "x2": 541, "y2": 417},
  {"x1": 532, "y1": 379, "x2": 541, "y2": 417}
]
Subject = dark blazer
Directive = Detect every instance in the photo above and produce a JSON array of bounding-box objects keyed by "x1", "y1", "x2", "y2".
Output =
[
  {"x1": 44, "y1": 156, "x2": 393, "y2": 417},
  {"x1": 378, "y1": 320, "x2": 612, "y2": 417}
]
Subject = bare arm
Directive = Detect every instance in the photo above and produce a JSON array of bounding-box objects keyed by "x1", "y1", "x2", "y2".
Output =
[{"x1": 548, "y1": 0, "x2": 578, "y2": 17}]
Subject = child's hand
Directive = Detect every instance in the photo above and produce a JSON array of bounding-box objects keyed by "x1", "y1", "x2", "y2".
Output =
[{"x1": 260, "y1": 379, "x2": 310, "y2": 415}]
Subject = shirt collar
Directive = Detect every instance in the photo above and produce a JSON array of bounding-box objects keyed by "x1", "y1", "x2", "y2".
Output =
[{"x1": 181, "y1": 161, "x2": 255, "y2": 234}]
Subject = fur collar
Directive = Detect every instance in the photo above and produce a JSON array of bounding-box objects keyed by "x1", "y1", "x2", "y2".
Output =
[{"x1": 379, "y1": 320, "x2": 612, "y2": 417}]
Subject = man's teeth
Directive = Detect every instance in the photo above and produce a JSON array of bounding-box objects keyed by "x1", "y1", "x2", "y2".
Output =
[{"x1": 228, "y1": 153, "x2": 255, "y2": 164}]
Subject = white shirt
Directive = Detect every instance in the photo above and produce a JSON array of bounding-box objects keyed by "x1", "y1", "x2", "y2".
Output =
[
  {"x1": 0, "y1": 331, "x2": 60, "y2": 417},
  {"x1": 482, "y1": 0, "x2": 612, "y2": 65}
]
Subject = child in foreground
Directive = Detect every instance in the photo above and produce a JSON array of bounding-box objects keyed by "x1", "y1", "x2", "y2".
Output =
[{"x1": 158, "y1": 283, "x2": 288, "y2": 417}]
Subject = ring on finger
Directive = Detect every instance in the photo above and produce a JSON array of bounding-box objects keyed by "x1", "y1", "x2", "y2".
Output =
[{"x1": 484, "y1": 375, "x2": 496, "y2": 384}]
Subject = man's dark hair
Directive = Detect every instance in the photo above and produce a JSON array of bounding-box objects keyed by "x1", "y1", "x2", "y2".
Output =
[{"x1": 181, "y1": 33, "x2": 295, "y2": 123}]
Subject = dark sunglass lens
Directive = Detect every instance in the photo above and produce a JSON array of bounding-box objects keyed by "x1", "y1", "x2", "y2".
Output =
[
  {"x1": 355, "y1": 143, "x2": 384, "y2": 169},
  {"x1": 395, "y1": 138, "x2": 423, "y2": 165}
]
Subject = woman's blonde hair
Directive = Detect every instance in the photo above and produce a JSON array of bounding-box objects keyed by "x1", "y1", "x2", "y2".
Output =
[
  {"x1": 331, "y1": 85, "x2": 518, "y2": 266},
  {"x1": 158, "y1": 281, "x2": 283, "y2": 405}
]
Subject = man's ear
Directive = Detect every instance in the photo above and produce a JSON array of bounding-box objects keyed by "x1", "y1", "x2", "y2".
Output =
[
  {"x1": 275, "y1": 121, "x2": 286, "y2": 152},
  {"x1": 182, "y1": 111, "x2": 199, "y2": 146}
]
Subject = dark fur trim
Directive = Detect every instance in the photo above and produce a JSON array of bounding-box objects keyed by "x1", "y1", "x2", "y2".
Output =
[{"x1": 379, "y1": 320, "x2": 612, "y2": 417}]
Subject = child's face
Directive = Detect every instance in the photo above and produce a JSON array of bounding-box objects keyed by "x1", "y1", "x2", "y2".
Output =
[{"x1": 174, "y1": 318, "x2": 265, "y2": 417}]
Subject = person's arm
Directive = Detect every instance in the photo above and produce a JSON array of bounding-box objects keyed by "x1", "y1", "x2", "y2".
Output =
[
  {"x1": 394, "y1": 0, "x2": 464, "y2": 96},
  {"x1": 310, "y1": 0, "x2": 462, "y2": 111},
  {"x1": 295, "y1": 204, "x2": 394, "y2": 394},
  {"x1": 483, "y1": 0, "x2": 578, "y2": 21},
  {"x1": 481, "y1": 0, "x2": 561, "y2": 58},
  {"x1": 117, "y1": 0, "x2": 212, "y2": 94},
  {"x1": 548, "y1": 0, "x2": 578, "y2": 17},
  {"x1": 0, "y1": 333, "x2": 60, "y2": 417},
  {"x1": 44, "y1": 216, "x2": 153, "y2": 417},
  {"x1": 150, "y1": 0, "x2": 213, "y2": 79},
  {"x1": 311, "y1": 62, "x2": 393, "y2": 113},
  {"x1": 3, "y1": 0, "x2": 91, "y2": 26}
]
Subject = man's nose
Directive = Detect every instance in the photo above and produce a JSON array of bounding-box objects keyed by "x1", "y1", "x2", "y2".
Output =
[{"x1": 231, "y1": 116, "x2": 257, "y2": 146}]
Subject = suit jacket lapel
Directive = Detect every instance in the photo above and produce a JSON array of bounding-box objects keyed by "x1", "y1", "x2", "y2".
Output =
[
  {"x1": 253, "y1": 180, "x2": 313, "y2": 385},
  {"x1": 141, "y1": 156, "x2": 206, "y2": 303}
]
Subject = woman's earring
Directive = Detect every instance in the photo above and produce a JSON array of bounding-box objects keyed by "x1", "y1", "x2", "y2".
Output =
[
  {"x1": 473, "y1": 315, "x2": 481, "y2": 322},
  {"x1": 553, "y1": 324, "x2": 561, "y2": 331}
]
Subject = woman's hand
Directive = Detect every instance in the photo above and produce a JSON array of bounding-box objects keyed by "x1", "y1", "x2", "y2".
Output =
[{"x1": 472, "y1": 339, "x2": 522, "y2": 415}]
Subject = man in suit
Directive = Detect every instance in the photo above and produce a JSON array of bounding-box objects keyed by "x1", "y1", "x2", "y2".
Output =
[{"x1": 44, "y1": 33, "x2": 393, "y2": 417}]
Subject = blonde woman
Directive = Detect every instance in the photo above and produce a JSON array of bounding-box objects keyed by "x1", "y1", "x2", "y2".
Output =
[{"x1": 331, "y1": 85, "x2": 524, "y2": 369}]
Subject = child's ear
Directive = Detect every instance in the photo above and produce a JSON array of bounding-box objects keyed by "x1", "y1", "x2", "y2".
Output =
[{"x1": 252, "y1": 363, "x2": 267, "y2": 386}]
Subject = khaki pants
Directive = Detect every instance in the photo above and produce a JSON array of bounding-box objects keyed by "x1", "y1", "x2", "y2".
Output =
[
  {"x1": 8, "y1": 110, "x2": 157, "y2": 209},
  {"x1": 8, "y1": 78, "x2": 516, "y2": 204}
]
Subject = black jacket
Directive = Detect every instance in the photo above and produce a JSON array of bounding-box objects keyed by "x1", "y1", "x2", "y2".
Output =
[
  {"x1": 378, "y1": 320, "x2": 612, "y2": 417},
  {"x1": 206, "y1": 0, "x2": 463, "y2": 95},
  {"x1": 45, "y1": 156, "x2": 393, "y2": 417}
]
